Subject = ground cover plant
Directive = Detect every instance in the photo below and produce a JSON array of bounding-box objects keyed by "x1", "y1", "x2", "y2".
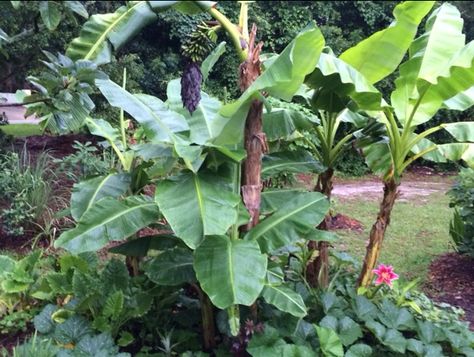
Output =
[{"x1": 0, "y1": 1, "x2": 473, "y2": 356}]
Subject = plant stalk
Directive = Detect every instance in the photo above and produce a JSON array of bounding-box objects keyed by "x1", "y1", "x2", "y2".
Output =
[
  {"x1": 194, "y1": 284, "x2": 217, "y2": 350},
  {"x1": 307, "y1": 167, "x2": 334, "y2": 288},
  {"x1": 358, "y1": 178, "x2": 399, "y2": 288}
]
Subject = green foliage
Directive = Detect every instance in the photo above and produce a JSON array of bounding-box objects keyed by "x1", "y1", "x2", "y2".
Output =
[
  {"x1": 0, "y1": 148, "x2": 55, "y2": 235},
  {"x1": 6, "y1": 333, "x2": 60, "y2": 357},
  {"x1": 0, "y1": 250, "x2": 55, "y2": 335},
  {"x1": 34, "y1": 255, "x2": 152, "y2": 338},
  {"x1": 54, "y1": 141, "x2": 117, "y2": 182},
  {"x1": 448, "y1": 168, "x2": 474, "y2": 256}
]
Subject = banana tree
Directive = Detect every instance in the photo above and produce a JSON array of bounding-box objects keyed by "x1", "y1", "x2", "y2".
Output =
[
  {"x1": 291, "y1": 1, "x2": 436, "y2": 288},
  {"x1": 356, "y1": 2, "x2": 474, "y2": 288},
  {"x1": 46, "y1": 1, "x2": 330, "y2": 350}
]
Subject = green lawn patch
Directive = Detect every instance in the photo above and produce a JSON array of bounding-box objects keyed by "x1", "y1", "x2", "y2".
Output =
[
  {"x1": 333, "y1": 190, "x2": 453, "y2": 283},
  {"x1": 1, "y1": 124, "x2": 42, "y2": 137}
]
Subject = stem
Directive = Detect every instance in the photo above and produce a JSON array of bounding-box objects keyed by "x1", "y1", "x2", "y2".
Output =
[
  {"x1": 358, "y1": 178, "x2": 399, "y2": 288},
  {"x1": 207, "y1": 7, "x2": 247, "y2": 61},
  {"x1": 400, "y1": 145, "x2": 438, "y2": 172},
  {"x1": 194, "y1": 284, "x2": 216, "y2": 350},
  {"x1": 120, "y1": 67, "x2": 127, "y2": 148}
]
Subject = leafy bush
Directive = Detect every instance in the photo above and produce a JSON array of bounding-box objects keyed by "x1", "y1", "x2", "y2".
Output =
[
  {"x1": 335, "y1": 147, "x2": 370, "y2": 177},
  {"x1": 448, "y1": 168, "x2": 474, "y2": 257},
  {"x1": 248, "y1": 253, "x2": 474, "y2": 357},
  {"x1": 0, "y1": 128, "x2": 13, "y2": 153},
  {"x1": 0, "y1": 148, "x2": 55, "y2": 235},
  {"x1": 54, "y1": 141, "x2": 116, "y2": 182}
]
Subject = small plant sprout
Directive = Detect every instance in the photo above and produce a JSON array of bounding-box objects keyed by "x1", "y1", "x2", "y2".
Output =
[{"x1": 372, "y1": 264, "x2": 399, "y2": 288}]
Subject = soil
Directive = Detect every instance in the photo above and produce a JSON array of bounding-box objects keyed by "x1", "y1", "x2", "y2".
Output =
[
  {"x1": 327, "y1": 213, "x2": 364, "y2": 232},
  {"x1": 426, "y1": 253, "x2": 474, "y2": 330},
  {"x1": 13, "y1": 133, "x2": 98, "y2": 158}
]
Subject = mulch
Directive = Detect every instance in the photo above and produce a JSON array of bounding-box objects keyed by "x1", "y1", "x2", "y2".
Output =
[
  {"x1": 426, "y1": 252, "x2": 474, "y2": 329},
  {"x1": 327, "y1": 213, "x2": 364, "y2": 232}
]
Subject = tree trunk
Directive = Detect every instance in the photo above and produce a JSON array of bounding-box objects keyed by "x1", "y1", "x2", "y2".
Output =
[
  {"x1": 194, "y1": 284, "x2": 217, "y2": 350},
  {"x1": 307, "y1": 168, "x2": 334, "y2": 288},
  {"x1": 240, "y1": 24, "x2": 265, "y2": 232},
  {"x1": 239, "y1": 25, "x2": 264, "y2": 324},
  {"x1": 358, "y1": 178, "x2": 399, "y2": 288}
]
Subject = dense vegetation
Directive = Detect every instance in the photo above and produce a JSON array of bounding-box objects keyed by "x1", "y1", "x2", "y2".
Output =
[{"x1": 0, "y1": 1, "x2": 474, "y2": 356}]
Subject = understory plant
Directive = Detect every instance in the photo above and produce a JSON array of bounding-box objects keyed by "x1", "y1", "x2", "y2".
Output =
[
  {"x1": 448, "y1": 167, "x2": 474, "y2": 257},
  {"x1": 0, "y1": 147, "x2": 55, "y2": 236}
]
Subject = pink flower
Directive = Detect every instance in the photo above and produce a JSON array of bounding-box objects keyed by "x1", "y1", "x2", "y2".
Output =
[{"x1": 372, "y1": 264, "x2": 399, "y2": 287}]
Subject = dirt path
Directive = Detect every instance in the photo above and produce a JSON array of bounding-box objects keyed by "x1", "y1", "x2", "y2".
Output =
[
  {"x1": 332, "y1": 173, "x2": 453, "y2": 200},
  {"x1": 332, "y1": 179, "x2": 452, "y2": 200}
]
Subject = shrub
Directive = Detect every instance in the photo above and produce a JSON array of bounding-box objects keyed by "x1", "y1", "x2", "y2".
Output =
[
  {"x1": 448, "y1": 168, "x2": 474, "y2": 257},
  {"x1": 54, "y1": 141, "x2": 116, "y2": 182},
  {"x1": 0, "y1": 148, "x2": 55, "y2": 235}
]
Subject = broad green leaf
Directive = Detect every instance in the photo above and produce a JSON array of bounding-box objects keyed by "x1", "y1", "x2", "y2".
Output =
[
  {"x1": 351, "y1": 296, "x2": 377, "y2": 321},
  {"x1": 55, "y1": 196, "x2": 159, "y2": 253},
  {"x1": 437, "y1": 143, "x2": 474, "y2": 167},
  {"x1": 108, "y1": 234, "x2": 181, "y2": 256},
  {"x1": 39, "y1": 1, "x2": 61, "y2": 31},
  {"x1": 262, "y1": 150, "x2": 325, "y2": 179},
  {"x1": 340, "y1": 1, "x2": 434, "y2": 84},
  {"x1": 306, "y1": 53, "x2": 383, "y2": 113},
  {"x1": 34, "y1": 304, "x2": 58, "y2": 334},
  {"x1": 247, "y1": 325, "x2": 313, "y2": 357},
  {"x1": 261, "y1": 284, "x2": 307, "y2": 318},
  {"x1": 194, "y1": 236, "x2": 267, "y2": 309},
  {"x1": 218, "y1": 24, "x2": 325, "y2": 144},
  {"x1": 96, "y1": 78, "x2": 188, "y2": 143},
  {"x1": 54, "y1": 316, "x2": 92, "y2": 344},
  {"x1": 320, "y1": 316, "x2": 362, "y2": 346},
  {"x1": 201, "y1": 41, "x2": 226, "y2": 82},
  {"x1": 71, "y1": 173, "x2": 131, "y2": 221},
  {"x1": 103, "y1": 290, "x2": 124, "y2": 320},
  {"x1": 382, "y1": 329, "x2": 407, "y2": 354},
  {"x1": 64, "y1": 1, "x2": 89, "y2": 18},
  {"x1": 85, "y1": 118, "x2": 121, "y2": 146},
  {"x1": 392, "y1": 3, "x2": 467, "y2": 126},
  {"x1": 263, "y1": 107, "x2": 315, "y2": 142},
  {"x1": 410, "y1": 136, "x2": 447, "y2": 163},
  {"x1": 144, "y1": 247, "x2": 195, "y2": 286},
  {"x1": 362, "y1": 141, "x2": 392, "y2": 176},
  {"x1": 0, "y1": 255, "x2": 15, "y2": 277},
  {"x1": 378, "y1": 300, "x2": 416, "y2": 330},
  {"x1": 40, "y1": 93, "x2": 94, "y2": 134},
  {"x1": 315, "y1": 325, "x2": 344, "y2": 357},
  {"x1": 305, "y1": 229, "x2": 339, "y2": 243},
  {"x1": 155, "y1": 171, "x2": 240, "y2": 249},
  {"x1": 443, "y1": 86, "x2": 474, "y2": 111},
  {"x1": 412, "y1": 42, "x2": 474, "y2": 125},
  {"x1": 345, "y1": 344, "x2": 373, "y2": 357},
  {"x1": 245, "y1": 191, "x2": 329, "y2": 253},
  {"x1": 66, "y1": 1, "x2": 213, "y2": 64},
  {"x1": 261, "y1": 189, "x2": 305, "y2": 214},
  {"x1": 101, "y1": 259, "x2": 130, "y2": 292},
  {"x1": 407, "y1": 339, "x2": 424, "y2": 355}
]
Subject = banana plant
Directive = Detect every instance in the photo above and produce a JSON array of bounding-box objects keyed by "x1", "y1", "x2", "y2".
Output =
[
  {"x1": 356, "y1": 2, "x2": 474, "y2": 288},
  {"x1": 287, "y1": 1, "x2": 436, "y2": 288},
  {"x1": 52, "y1": 6, "x2": 329, "y2": 350}
]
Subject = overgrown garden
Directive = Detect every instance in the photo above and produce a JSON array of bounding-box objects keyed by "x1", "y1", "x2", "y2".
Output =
[{"x1": 0, "y1": 1, "x2": 474, "y2": 356}]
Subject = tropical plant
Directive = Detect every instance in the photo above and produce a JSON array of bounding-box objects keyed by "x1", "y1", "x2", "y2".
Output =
[
  {"x1": 40, "y1": 2, "x2": 331, "y2": 351},
  {"x1": 278, "y1": 1, "x2": 436, "y2": 288},
  {"x1": 354, "y1": 2, "x2": 474, "y2": 287},
  {"x1": 448, "y1": 167, "x2": 474, "y2": 257}
]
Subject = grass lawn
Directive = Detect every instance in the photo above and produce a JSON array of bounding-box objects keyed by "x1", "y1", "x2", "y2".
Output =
[
  {"x1": 332, "y1": 189, "x2": 453, "y2": 283},
  {"x1": 1, "y1": 124, "x2": 42, "y2": 137}
]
